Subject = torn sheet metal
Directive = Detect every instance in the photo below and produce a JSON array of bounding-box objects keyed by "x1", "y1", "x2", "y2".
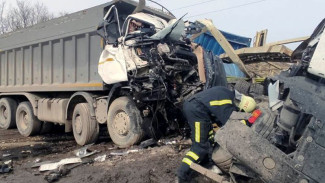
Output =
[
  {"x1": 74, "y1": 144, "x2": 99, "y2": 158},
  {"x1": 39, "y1": 158, "x2": 82, "y2": 172},
  {"x1": 32, "y1": 161, "x2": 54, "y2": 168},
  {"x1": 2, "y1": 154, "x2": 11, "y2": 157},
  {"x1": 268, "y1": 80, "x2": 283, "y2": 111},
  {"x1": 110, "y1": 149, "x2": 140, "y2": 156}
]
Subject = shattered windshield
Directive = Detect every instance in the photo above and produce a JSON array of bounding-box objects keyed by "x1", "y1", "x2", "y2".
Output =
[{"x1": 150, "y1": 18, "x2": 186, "y2": 41}]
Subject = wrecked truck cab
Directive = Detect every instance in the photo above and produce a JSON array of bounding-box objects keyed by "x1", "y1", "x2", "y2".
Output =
[
  {"x1": 0, "y1": 0, "x2": 227, "y2": 148},
  {"x1": 96, "y1": 3, "x2": 227, "y2": 147},
  {"x1": 97, "y1": 7, "x2": 172, "y2": 85},
  {"x1": 1, "y1": 0, "x2": 225, "y2": 147},
  {"x1": 122, "y1": 12, "x2": 168, "y2": 37}
]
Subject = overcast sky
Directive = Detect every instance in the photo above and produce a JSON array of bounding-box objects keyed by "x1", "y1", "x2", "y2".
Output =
[{"x1": 16, "y1": 0, "x2": 325, "y2": 46}]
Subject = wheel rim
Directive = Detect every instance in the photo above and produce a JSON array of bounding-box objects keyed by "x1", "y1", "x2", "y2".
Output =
[
  {"x1": 19, "y1": 110, "x2": 29, "y2": 131},
  {"x1": 75, "y1": 114, "x2": 83, "y2": 135},
  {"x1": 113, "y1": 110, "x2": 130, "y2": 136}
]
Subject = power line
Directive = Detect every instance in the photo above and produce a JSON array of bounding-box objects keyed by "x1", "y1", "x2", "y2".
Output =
[
  {"x1": 186, "y1": 0, "x2": 268, "y2": 18},
  {"x1": 171, "y1": 0, "x2": 219, "y2": 11}
]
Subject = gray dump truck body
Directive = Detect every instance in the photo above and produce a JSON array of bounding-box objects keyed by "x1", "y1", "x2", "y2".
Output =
[
  {"x1": 0, "y1": 0, "x2": 171, "y2": 92},
  {"x1": 0, "y1": 0, "x2": 197, "y2": 147}
]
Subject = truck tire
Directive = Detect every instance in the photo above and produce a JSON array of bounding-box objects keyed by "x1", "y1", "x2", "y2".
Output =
[
  {"x1": 0, "y1": 98, "x2": 18, "y2": 129},
  {"x1": 107, "y1": 97, "x2": 144, "y2": 148},
  {"x1": 72, "y1": 103, "x2": 99, "y2": 146},
  {"x1": 212, "y1": 145, "x2": 233, "y2": 172},
  {"x1": 16, "y1": 102, "x2": 42, "y2": 136}
]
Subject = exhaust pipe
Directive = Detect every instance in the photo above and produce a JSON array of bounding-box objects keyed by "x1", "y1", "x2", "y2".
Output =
[{"x1": 133, "y1": 0, "x2": 146, "y2": 14}]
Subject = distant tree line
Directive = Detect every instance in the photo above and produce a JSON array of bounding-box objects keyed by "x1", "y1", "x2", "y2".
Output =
[{"x1": 0, "y1": 0, "x2": 67, "y2": 34}]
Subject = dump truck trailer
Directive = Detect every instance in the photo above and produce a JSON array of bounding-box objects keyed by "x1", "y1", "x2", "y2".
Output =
[
  {"x1": 0, "y1": 0, "x2": 171, "y2": 146},
  {"x1": 0, "y1": 0, "x2": 226, "y2": 146}
]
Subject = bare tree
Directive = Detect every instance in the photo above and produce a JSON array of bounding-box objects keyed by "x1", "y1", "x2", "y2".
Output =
[
  {"x1": 1, "y1": 0, "x2": 54, "y2": 34},
  {"x1": 31, "y1": 2, "x2": 54, "y2": 24},
  {"x1": 14, "y1": 0, "x2": 34, "y2": 28},
  {"x1": 5, "y1": 0, "x2": 31, "y2": 31},
  {"x1": 0, "y1": 0, "x2": 6, "y2": 34}
]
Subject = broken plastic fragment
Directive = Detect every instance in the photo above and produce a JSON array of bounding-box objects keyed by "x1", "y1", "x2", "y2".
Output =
[
  {"x1": 94, "y1": 155, "x2": 107, "y2": 162},
  {"x1": 2, "y1": 154, "x2": 11, "y2": 157},
  {"x1": 34, "y1": 158, "x2": 41, "y2": 163},
  {"x1": 268, "y1": 81, "x2": 284, "y2": 111}
]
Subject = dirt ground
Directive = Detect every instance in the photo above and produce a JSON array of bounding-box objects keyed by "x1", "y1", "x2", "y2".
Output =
[{"x1": 0, "y1": 127, "x2": 214, "y2": 183}]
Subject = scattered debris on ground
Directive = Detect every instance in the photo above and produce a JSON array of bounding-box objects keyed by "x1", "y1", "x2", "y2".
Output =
[
  {"x1": 0, "y1": 129, "x2": 213, "y2": 183},
  {"x1": 0, "y1": 160, "x2": 12, "y2": 174}
]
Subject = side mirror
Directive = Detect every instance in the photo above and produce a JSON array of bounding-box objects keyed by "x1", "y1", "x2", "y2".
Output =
[
  {"x1": 97, "y1": 21, "x2": 105, "y2": 39},
  {"x1": 97, "y1": 5, "x2": 121, "y2": 45}
]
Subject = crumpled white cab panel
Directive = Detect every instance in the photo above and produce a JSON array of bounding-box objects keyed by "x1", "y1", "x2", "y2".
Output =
[
  {"x1": 123, "y1": 45, "x2": 148, "y2": 71},
  {"x1": 98, "y1": 45, "x2": 128, "y2": 84}
]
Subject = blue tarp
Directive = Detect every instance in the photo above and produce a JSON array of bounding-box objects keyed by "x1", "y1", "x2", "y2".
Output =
[
  {"x1": 194, "y1": 31, "x2": 251, "y2": 78},
  {"x1": 223, "y1": 63, "x2": 246, "y2": 78}
]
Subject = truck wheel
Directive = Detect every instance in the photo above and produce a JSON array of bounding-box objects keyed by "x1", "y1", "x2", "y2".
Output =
[
  {"x1": 16, "y1": 102, "x2": 42, "y2": 136},
  {"x1": 72, "y1": 103, "x2": 99, "y2": 146},
  {"x1": 107, "y1": 97, "x2": 144, "y2": 148},
  {"x1": 0, "y1": 98, "x2": 18, "y2": 129}
]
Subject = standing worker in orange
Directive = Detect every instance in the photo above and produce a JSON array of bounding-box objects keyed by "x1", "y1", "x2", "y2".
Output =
[{"x1": 177, "y1": 86, "x2": 256, "y2": 182}]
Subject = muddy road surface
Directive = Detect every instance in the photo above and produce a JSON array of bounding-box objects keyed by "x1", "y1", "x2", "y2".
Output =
[{"x1": 0, "y1": 128, "x2": 213, "y2": 183}]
